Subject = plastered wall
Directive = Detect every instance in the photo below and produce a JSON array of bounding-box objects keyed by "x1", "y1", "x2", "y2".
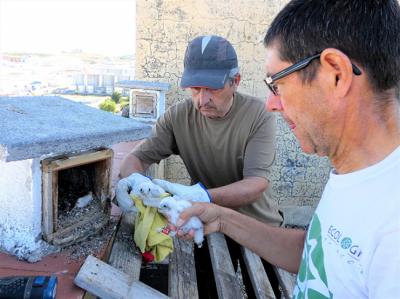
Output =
[
  {"x1": 135, "y1": 0, "x2": 331, "y2": 207},
  {"x1": 0, "y1": 158, "x2": 43, "y2": 259}
]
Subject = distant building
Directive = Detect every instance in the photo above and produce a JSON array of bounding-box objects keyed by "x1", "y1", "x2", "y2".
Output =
[
  {"x1": 31, "y1": 81, "x2": 42, "y2": 91},
  {"x1": 73, "y1": 69, "x2": 133, "y2": 95},
  {"x1": 102, "y1": 75, "x2": 115, "y2": 94},
  {"x1": 74, "y1": 74, "x2": 86, "y2": 94}
]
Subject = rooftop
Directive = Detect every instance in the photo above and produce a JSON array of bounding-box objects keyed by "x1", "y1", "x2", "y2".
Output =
[{"x1": 0, "y1": 96, "x2": 152, "y2": 162}]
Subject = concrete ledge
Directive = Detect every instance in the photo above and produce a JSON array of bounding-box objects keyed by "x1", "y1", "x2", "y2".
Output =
[{"x1": 0, "y1": 96, "x2": 152, "y2": 162}]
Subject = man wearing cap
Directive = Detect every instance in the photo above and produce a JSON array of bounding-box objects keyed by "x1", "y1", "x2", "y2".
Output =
[
  {"x1": 118, "y1": 35, "x2": 282, "y2": 226},
  {"x1": 173, "y1": 1, "x2": 400, "y2": 298}
]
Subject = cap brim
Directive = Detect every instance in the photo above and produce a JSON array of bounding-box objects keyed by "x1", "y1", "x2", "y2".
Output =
[{"x1": 180, "y1": 69, "x2": 230, "y2": 89}]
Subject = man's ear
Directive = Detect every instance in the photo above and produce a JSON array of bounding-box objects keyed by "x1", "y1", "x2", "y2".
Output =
[
  {"x1": 233, "y1": 74, "x2": 241, "y2": 90},
  {"x1": 320, "y1": 48, "x2": 353, "y2": 97}
]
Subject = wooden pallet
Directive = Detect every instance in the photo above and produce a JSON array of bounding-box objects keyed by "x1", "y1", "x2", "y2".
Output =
[{"x1": 76, "y1": 212, "x2": 298, "y2": 299}]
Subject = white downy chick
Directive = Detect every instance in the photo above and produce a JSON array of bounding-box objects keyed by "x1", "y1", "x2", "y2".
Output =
[
  {"x1": 74, "y1": 192, "x2": 93, "y2": 209},
  {"x1": 116, "y1": 173, "x2": 165, "y2": 212},
  {"x1": 131, "y1": 181, "x2": 165, "y2": 207},
  {"x1": 158, "y1": 196, "x2": 204, "y2": 248}
]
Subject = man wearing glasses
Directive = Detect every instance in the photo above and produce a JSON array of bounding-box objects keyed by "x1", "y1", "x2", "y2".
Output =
[
  {"x1": 118, "y1": 35, "x2": 283, "y2": 226},
  {"x1": 176, "y1": 1, "x2": 400, "y2": 297}
]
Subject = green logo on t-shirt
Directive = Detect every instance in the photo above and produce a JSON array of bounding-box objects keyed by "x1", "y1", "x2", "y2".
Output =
[
  {"x1": 340, "y1": 237, "x2": 352, "y2": 249},
  {"x1": 293, "y1": 215, "x2": 333, "y2": 299}
]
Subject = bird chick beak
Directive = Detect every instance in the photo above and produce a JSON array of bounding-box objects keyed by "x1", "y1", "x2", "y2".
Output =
[{"x1": 157, "y1": 206, "x2": 167, "y2": 214}]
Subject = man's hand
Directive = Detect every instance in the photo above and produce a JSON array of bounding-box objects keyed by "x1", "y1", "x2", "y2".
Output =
[
  {"x1": 115, "y1": 178, "x2": 137, "y2": 213},
  {"x1": 174, "y1": 202, "x2": 222, "y2": 239},
  {"x1": 152, "y1": 179, "x2": 211, "y2": 202}
]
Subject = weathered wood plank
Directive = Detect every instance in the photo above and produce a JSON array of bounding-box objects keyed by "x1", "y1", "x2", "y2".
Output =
[
  {"x1": 128, "y1": 280, "x2": 171, "y2": 298},
  {"x1": 75, "y1": 255, "x2": 132, "y2": 299},
  {"x1": 241, "y1": 247, "x2": 276, "y2": 299},
  {"x1": 53, "y1": 213, "x2": 109, "y2": 247},
  {"x1": 207, "y1": 233, "x2": 243, "y2": 299},
  {"x1": 41, "y1": 163, "x2": 55, "y2": 240},
  {"x1": 93, "y1": 149, "x2": 113, "y2": 202},
  {"x1": 168, "y1": 238, "x2": 199, "y2": 299},
  {"x1": 273, "y1": 267, "x2": 297, "y2": 299},
  {"x1": 82, "y1": 293, "x2": 97, "y2": 299},
  {"x1": 49, "y1": 209, "x2": 105, "y2": 241},
  {"x1": 75, "y1": 255, "x2": 170, "y2": 299},
  {"x1": 49, "y1": 149, "x2": 113, "y2": 171},
  {"x1": 108, "y1": 213, "x2": 142, "y2": 282}
]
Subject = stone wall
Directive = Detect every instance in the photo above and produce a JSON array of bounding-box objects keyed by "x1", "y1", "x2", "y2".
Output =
[{"x1": 135, "y1": 0, "x2": 331, "y2": 207}]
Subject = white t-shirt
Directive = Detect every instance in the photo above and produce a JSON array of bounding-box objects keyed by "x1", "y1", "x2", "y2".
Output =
[{"x1": 293, "y1": 146, "x2": 400, "y2": 299}]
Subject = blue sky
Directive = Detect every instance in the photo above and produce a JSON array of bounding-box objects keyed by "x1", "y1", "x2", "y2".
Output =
[{"x1": 0, "y1": 0, "x2": 136, "y2": 56}]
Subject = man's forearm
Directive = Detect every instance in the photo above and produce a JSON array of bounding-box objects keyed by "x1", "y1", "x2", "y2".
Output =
[
  {"x1": 119, "y1": 153, "x2": 150, "y2": 178},
  {"x1": 219, "y1": 207, "x2": 306, "y2": 273},
  {"x1": 208, "y1": 177, "x2": 268, "y2": 208}
]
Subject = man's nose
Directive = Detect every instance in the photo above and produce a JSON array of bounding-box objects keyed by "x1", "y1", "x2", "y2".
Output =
[
  {"x1": 199, "y1": 89, "x2": 211, "y2": 106},
  {"x1": 265, "y1": 92, "x2": 283, "y2": 112}
]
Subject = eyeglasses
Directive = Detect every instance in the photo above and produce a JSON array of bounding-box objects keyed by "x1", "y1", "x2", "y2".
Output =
[{"x1": 264, "y1": 53, "x2": 362, "y2": 95}]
